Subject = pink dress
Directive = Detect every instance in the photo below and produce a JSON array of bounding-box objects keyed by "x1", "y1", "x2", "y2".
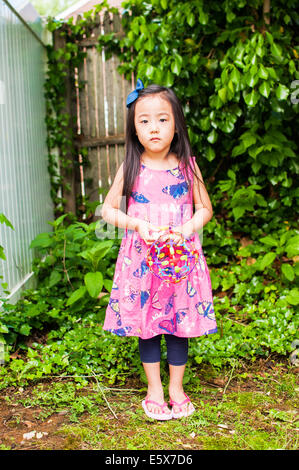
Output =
[{"x1": 103, "y1": 156, "x2": 217, "y2": 339}]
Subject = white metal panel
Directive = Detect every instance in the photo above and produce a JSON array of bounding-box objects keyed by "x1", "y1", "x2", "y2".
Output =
[{"x1": 0, "y1": 0, "x2": 53, "y2": 300}]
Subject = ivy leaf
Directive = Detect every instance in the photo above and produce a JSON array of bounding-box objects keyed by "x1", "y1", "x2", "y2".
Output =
[
  {"x1": 258, "y1": 64, "x2": 268, "y2": 80},
  {"x1": 218, "y1": 87, "x2": 227, "y2": 103},
  {"x1": 243, "y1": 90, "x2": 259, "y2": 107},
  {"x1": 164, "y1": 70, "x2": 174, "y2": 87},
  {"x1": 245, "y1": 68, "x2": 258, "y2": 88},
  {"x1": 171, "y1": 54, "x2": 183, "y2": 75},
  {"x1": 145, "y1": 36, "x2": 155, "y2": 52},
  {"x1": 240, "y1": 132, "x2": 256, "y2": 149},
  {"x1": 199, "y1": 116, "x2": 211, "y2": 131},
  {"x1": 199, "y1": 9, "x2": 209, "y2": 25},
  {"x1": 259, "y1": 81, "x2": 271, "y2": 98},
  {"x1": 207, "y1": 129, "x2": 218, "y2": 144},
  {"x1": 270, "y1": 42, "x2": 282, "y2": 59},
  {"x1": 276, "y1": 84, "x2": 289, "y2": 100},
  {"x1": 145, "y1": 64, "x2": 155, "y2": 78},
  {"x1": 206, "y1": 146, "x2": 216, "y2": 162},
  {"x1": 0, "y1": 323, "x2": 9, "y2": 334},
  {"x1": 232, "y1": 142, "x2": 246, "y2": 157},
  {"x1": 187, "y1": 12, "x2": 195, "y2": 27}
]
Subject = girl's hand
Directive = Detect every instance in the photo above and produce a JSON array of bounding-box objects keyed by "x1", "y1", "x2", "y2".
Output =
[
  {"x1": 158, "y1": 221, "x2": 194, "y2": 245},
  {"x1": 158, "y1": 229, "x2": 184, "y2": 245},
  {"x1": 136, "y1": 220, "x2": 162, "y2": 245}
]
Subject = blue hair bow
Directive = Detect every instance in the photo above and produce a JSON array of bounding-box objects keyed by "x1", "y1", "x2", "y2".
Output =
[{"x1": 126, "y1": 78, "x2": 144, "y2": 108}]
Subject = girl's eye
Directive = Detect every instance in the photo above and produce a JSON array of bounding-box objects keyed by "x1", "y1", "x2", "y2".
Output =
[
  {"x1": 160, "y1": 118, "x2": 167, "y2": 122},
  {"x1": 141, "y1": 120, "x2": 148, "y2": 124}
]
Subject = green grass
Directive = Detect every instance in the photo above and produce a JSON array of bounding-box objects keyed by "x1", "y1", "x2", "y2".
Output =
[{"x1": 1, "y1": 361, "x2": 298, "y2": 450}]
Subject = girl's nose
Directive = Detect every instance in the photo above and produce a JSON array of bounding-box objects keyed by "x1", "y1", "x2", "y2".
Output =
[{"x1": 150, "y1": 124, "x2": 159, "y2": 133}]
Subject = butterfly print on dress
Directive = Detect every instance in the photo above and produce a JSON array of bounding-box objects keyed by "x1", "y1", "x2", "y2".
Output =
[
  {"x1": 166, "y1": 167, "x2": 185, "y2": 180},
  {"x1": 123, "y1": 284, "x2": 140, "y2": 304},
  {"x1": 133, "y1": 259, "x2": 149, "y2": 278},
  {"x1": 162, "y1": 182, "x2": 188, "y2": 199},
  {"x1": 108, "y1": 298, "x2": 121, "y2": 326},
  {"x1": 195, "y1": 301, "x2": 215, "y2": 321},
  {"x1": 141, "y1": 289, "x2": 150, "y2": 308},
  {"x1": 108, "y1": 326, "x2": 132, "y2": 336},
  {"x1": 186, "y1": 280, "x2": 197, "y2": 297},
  {"x1": 131, "y1": 191, "x2": 150, "y2": 203},
  {"x1": 158, "y1": 308, "x2": 188, "y2": 334}
]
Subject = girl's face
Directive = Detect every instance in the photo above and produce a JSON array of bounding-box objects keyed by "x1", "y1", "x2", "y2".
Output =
[{"x1": 134, "y1": 94, "x2": 176, "y2": 157}]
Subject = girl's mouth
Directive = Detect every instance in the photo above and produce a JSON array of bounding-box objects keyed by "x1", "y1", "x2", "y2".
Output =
[{"x1": 150, "y1": 138, "x2": 160, "y2": 141}]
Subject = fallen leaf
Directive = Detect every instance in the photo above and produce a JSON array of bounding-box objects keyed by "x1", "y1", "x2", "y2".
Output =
[
  {"x1": 36, "y1": 432, "x2": 48, "y2": 439},
  {"x1": 217, "y1": 424, "x2": 229, "y2": 429},
  {"x1": 24, "y1": 421, "x2": 34, "y2": 428},
  {"x1": 240, "y1": 237, "x2": 253, "y2": 247},
  {"x1": 23, "y1": 431, "x2": 36, "y2": 440},
  {"x1": 182, "y1": 443, "x2": 193, "y2": 449},
  {"x1": 246, "y1": 257, "x2": 256, "y2": 265}
]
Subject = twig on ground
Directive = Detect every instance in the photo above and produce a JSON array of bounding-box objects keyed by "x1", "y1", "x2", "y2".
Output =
[
  {"x1": 87, "y1": 366, "x2": 118, "y2": 420},
  {"x1": 222, "y1": 360, "x2": 237, "y2": 396}
]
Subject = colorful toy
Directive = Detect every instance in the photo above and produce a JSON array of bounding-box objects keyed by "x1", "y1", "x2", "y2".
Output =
[{"x1": 146, "y1": 226, "x2": 199, "y2": 284}]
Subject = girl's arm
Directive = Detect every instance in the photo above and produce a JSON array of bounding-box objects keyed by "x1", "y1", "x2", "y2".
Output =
[
  {"x1": 101, "y1": 162, "x2": 160, "y2": 244},
  {"x1": 101, "y1": 163, "x2": 139, "y2": 231},
  {"x1": 159, "y1": 161, "x2": 213, "y2": 243},
  {"x1": 183, "y1": 161, "x2": 213, "y2": 236}
]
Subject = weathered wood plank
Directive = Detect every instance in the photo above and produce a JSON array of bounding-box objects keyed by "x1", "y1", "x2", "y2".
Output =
[
  {"x1": 77, "y1": 14, "x2": 89, "y2": 138},
  {"x1": 112, "y1": 12, "x2": 125, "y2": 171},
  {"x1": 103, "y1": 11, "x2": 116, "y2": 184},
  {"x1": 84, "y1": 147, "x2": 101, "y2": 204},
  {"x1": 94, "y1": 12, "x2": 106, "y2": 139},
  {"x1": 74, "y1": 134, "x2": 125, "y2": 147}
]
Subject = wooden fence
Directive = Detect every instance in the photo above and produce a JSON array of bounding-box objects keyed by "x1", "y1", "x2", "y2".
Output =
[{"x1": 53, "y1": 11, "x2": 133, "y2": 217}]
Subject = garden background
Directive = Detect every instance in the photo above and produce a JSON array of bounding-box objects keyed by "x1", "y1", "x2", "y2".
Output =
[{"x1": 0, "y1": 0, "x2": 298, "y2": 451}]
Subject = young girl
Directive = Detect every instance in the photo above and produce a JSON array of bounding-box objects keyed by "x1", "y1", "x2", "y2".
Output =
[{"x1": 101, "y1": 79, "x2": 217, "y2": 420}]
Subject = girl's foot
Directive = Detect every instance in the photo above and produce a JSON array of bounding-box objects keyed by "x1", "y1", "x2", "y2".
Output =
[
  {"x1": 168, "y1": 388, "x2": 195, "y2": 418},
  {"x1": 143, "y1": 389, "x2": 172, "y2": 418}
]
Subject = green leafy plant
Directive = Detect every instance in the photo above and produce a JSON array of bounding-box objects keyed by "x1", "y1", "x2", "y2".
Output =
[{"x1": 1, "y1": 1, "x2": 298, "y2": 391}]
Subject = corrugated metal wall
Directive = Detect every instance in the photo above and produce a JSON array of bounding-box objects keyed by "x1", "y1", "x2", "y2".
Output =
[{"x1": 0, "y1": 1, "x2": 54, "y2": 302}]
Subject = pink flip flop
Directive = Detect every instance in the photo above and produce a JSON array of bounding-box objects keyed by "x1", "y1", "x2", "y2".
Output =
[
  {"x1": 169, "y1": 393, "x2": 195, "y2": 419},
  {"x1": 142, "y1": 397, "x2": 172, "y2": 421}
]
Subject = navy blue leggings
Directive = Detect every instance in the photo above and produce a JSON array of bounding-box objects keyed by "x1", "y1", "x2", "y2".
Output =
[{"x1": 138, "y1": 335, "x2": 188, "y2": 366}]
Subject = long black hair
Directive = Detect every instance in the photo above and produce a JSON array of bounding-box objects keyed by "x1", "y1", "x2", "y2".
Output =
[{"x1": 122, "y1": 84, "x2": 204, "y2": 213}]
